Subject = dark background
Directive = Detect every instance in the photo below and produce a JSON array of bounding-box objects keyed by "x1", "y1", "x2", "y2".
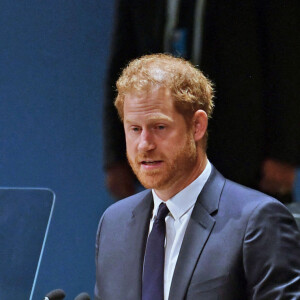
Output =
[{"x1": 0, "y1": 1, "x2": 115, "y2": 298}]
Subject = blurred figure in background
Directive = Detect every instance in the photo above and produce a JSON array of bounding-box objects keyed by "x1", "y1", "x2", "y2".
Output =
[
  {"x1": 103, "y1": 0, "x2": 300, "y2": 201},
  {"x1": 95, "y1": 54, "x2": 300, "y2": 300}
]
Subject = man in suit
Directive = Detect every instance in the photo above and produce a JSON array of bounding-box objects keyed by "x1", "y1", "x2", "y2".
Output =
[
  {"x1": 95, "y1": 54, "x2": 300, "y2": 299},
  {"x1": 104, "y1": 0, "x2": 300, "y2": 201}
]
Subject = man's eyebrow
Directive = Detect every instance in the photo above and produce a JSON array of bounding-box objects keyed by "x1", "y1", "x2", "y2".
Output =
[
  {"x1": 146, "y1": 115, "x2": 173, "y2": 122},
  {"x1": 125, "y1": 114, "x2": 173, "y2": 123}
]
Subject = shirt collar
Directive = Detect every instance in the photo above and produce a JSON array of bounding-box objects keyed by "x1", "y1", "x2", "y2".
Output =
[{"x1": 152, "y1": 160, "x2": 212, "y2": 221}]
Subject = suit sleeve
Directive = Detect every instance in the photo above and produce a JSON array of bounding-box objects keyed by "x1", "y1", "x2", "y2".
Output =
[{"x1": 243, "y1": 200, "x2": 300, "y2": 299}]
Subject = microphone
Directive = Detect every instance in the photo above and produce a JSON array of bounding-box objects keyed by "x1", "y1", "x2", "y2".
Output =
[
  {"x1": 74, "y1": 292, "x2": 91, "y2": 300},
  {"x1": 74, "y1": 292, "x2": 90, "y2": 300},
  {"x1": 44, "y1": 289, "x2": 66, "y2": 300}
]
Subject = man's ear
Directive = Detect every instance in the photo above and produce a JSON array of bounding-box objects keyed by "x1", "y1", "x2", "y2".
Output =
[{"x1": 193, "y1": 110, "x2": 208, "y2": 142}]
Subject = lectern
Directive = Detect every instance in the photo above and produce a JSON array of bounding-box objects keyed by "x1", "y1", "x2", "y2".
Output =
[{"x1": 0, "y1": 188, "x2": 55, "y2": 299}]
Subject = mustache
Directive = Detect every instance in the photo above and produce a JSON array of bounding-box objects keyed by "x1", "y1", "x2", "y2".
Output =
[
  {"x1": 136, "y1": 156, "x2": 164, "y2": 163},
  {"x1": 127, "y1": 152, "x2": 166, "y2": 163}
]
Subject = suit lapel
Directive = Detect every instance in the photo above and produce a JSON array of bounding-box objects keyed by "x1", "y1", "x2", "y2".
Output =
[
  {"x1": 126, "y1": 190, "x2": 153, "y2": 299},
  {"x1": 169, "y1": 167, "x2": 226, "y2": 300}
]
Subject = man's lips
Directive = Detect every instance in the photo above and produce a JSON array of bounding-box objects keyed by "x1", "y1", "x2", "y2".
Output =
[
  {"x1": 139, "y1": 160, "x2": 163, "y2": 168},
  {"x1": 140, "y1": 160, "x2": 162, "y2": 166},
  {"x1": 141, "y1": 160, "x2": 163, "y2": 165}
]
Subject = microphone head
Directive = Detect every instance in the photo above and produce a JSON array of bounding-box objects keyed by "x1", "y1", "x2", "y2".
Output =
[
  {"x1": 74, "y1": 292, "x2": 91, "y2": 300},
  {"x1": 45, "y1": 289, "x2": 66, "y2": 300}
]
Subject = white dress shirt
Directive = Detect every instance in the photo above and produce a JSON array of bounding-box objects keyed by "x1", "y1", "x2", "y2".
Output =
[{"x1": 149, "y1": 160, "x2": 212, "y2": 300}]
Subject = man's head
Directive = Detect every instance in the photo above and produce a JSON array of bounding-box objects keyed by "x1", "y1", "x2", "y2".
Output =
[
  {"x1": 115, "y1": 54, "x2": 214, "y2": 147},
  {"x1": 115, "y1": 54, "x2": 214, "y2": 199}
]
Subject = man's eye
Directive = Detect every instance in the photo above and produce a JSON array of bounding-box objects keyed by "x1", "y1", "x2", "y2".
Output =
[
  {"x1": 157, "y1": 125, "x2": 166, "y2": 130},
  {"x1": 132, "y1": 127, "x2": 140, "y2": 132}
]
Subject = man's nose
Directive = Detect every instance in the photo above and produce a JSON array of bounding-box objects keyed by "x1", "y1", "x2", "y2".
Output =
[{"x1": 138, "y1": 130, "x2": 156, "y2": 152}]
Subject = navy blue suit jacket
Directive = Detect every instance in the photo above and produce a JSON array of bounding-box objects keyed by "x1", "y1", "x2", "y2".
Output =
[{"x1": 95, "y1": 167, "x2": 300, "y2": 299}]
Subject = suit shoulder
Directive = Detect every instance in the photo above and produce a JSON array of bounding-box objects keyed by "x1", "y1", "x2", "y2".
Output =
[
  {"x1": 102, "y1": 189, "x2": 151, "y2": 219},
  {"x1": 223, "y1": 179, "x2": 280, "y2": 206},
  {"x1": 218, "y1": 179, "x2": 295, "y2": 223},
  {"x1": 217, "y1": 178, "x2": 299, "y2": 245}
]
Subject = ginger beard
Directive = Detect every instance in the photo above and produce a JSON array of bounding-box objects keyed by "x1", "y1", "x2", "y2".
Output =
[{"x1": 127, "y1": 130, "x2": 198, "y2": 190}]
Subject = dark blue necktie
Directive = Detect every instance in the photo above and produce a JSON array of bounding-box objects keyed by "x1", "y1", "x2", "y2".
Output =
[{"x1": 142, "y1": 203, "x2": 169, "y2": 300}]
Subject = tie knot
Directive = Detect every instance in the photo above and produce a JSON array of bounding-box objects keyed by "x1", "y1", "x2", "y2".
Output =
[{"x1": 156, "y1": 203, "x2": 169, "y2": 220}]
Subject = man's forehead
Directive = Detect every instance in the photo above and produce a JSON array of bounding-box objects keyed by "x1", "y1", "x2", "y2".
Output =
[{"x1": 123, "y1": 87, "x2": 173, "y2": 110}]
